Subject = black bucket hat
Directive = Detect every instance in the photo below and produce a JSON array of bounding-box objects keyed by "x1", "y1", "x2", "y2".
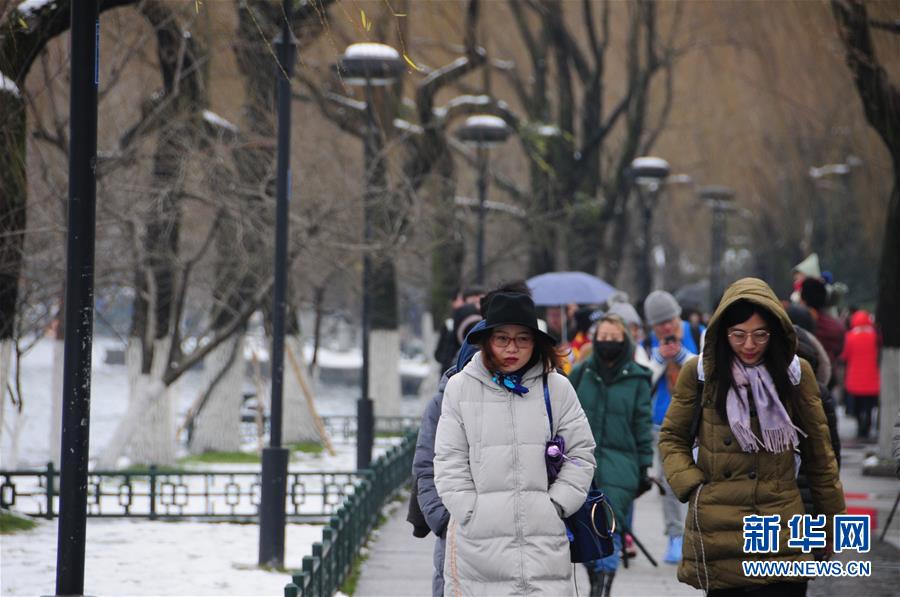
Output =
[{"x1": 466, "y1": 292, "x2": 558, "y2": 346}]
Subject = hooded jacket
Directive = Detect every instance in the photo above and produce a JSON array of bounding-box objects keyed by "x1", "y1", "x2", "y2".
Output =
[
  {"x1": 841, "y1": 310, "x2": 880, "y2": 396},
  {"x1": 434, "y1": 354, "x2": 596, "y2": 596},
  {"x1": 570, "y1": 335, "x2": 653, "y2": 525},
  {"x1": 658, "y1": 278, "x2": 845, "y2": 591}
]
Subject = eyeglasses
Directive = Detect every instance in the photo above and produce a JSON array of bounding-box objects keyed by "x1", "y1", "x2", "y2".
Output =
[
  {"x1": 491, "y1": 333, "x2": 534, "y2": 348},
  {"x1": 727, "y1": 330, "x2": 771, "y2": 346}
]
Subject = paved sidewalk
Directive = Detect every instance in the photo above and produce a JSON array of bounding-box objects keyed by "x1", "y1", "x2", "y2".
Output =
[
  {"x1": 354, "y1": 487, "x2": 697, "y2": 596},
  {"x1": 354, "y1": 497, "x2": 433, "y2": 596},
  {"x1": 354, "y1": 405, "x2": 899, "y2": 596}
]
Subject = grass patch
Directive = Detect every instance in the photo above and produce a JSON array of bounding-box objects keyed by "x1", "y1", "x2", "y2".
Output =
[
  {"x1": 119, "y1": 464, "x2": 187, "y2": 474},
  {"x1": 179, "y1": 451, "x2": 260, "y2": 465},
  {"x1": 374, "y1": 430, "x2": 405, "y2": 439},
  {"x1": 289, "y1": 441, "x2": 324, "y2": 455},
  {"x1": 0, "y1": 510, "x2": 37, "y2": 534},
  {"x1": 337, "y1": 501, "x2": 395, "y2": 595},
  {"x1": 339, "y1": 550, "x2": 369, "y2": 595}
]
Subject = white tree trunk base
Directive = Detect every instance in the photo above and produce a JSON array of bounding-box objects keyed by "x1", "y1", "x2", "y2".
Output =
[
  {"x1": 369, "y1": 329, "x2": 402, "y2": 418},
  {"x1": 417, "y1": 312, "x2": 441, "y2": 404},
  {"x1": 98, "y1": 338, "x2": 175, "y2": 468},
  {"x1": 282, "y1": 335, "x2": 322, "y2": 444},
  {"x1": 878, "y1": 347, "x2": 900, "y2": 461},
  {"x1": 0, "y1": 338, "x2": 11, "y2": 446},
  {"x1": 49, "y1": 339, "x2": 64, "y2": 466},
  {"x1": 190, "y1": 335, "x2": 244, "y2": 454}
]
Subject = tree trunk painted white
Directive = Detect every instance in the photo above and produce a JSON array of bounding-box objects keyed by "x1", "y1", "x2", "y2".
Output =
[
  {"x1": 369, "y1": 328, "x2": 402, "y2": 418},
  {"x1": 126, "y1": 338, "x2": 143, "y2": 403},
  {"x1": 98, "y1": 337, "x2": 175, "y2": 468},
  {"x1": 0, "y1": 338, "x2": 11, "y2": 443},
  {"x1": 4, "y1": 409, "x2": 25, "y2": 470},
  {"x1": 282, "y1": 335, "x2": 322, "y2": 444},
  {"x1": 49, "y1": 339, "x2": 64, "y2": 466},
  {"x1": 189, "y1": 335, "x2": 244, "y2": 454},
  {"x1": 878, "y1": 348, "x2": 900, "y2": 461},
  {"x1": 417, "y1": 312, "x2": 440, "y2": 404}
]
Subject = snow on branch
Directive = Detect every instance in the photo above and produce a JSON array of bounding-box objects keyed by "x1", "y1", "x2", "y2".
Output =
[
  {"x1": 17, "y1": 0, "x2": 58, "y2": 18},
  {"x1": 0, "y1": 72, "x2": 20, "y2": 97}
]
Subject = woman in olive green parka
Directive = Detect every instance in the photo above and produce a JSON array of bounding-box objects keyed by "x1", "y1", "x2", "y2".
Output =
[
  {"x1": 570, "y1": 314, "x2": 653, "y2": 595},
  {"x1": 659, "y1": 278, "x2": 845, "y2": 596}
]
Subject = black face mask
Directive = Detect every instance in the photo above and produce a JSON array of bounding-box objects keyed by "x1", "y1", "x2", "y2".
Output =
[{"x1": 594, "y1": 340, "x2": 626, "y2": 361}]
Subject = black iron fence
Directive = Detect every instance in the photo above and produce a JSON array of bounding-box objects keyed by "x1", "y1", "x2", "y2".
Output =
[
  {"x1": 284, "y1": 430, "x2": 416, "y2": 597},
  {"x1": 0, "y1": 463, "x2": 359, "y2": 522}
]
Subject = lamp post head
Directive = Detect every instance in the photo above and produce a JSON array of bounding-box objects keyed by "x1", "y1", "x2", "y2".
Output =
[
  {"x1": 699, "y1": 185, "x2": 735, "y2": 214},
  {"x1": 698, "y1": 185, "x2": 735, "y2": 203},
  {"x1": 630, "y1": 156, "x2": 670, "y2": 193},
  {"x1": 337, "y1": 43, "x2": 404, "y2": 87},
  {"x1": 455, "y1": 114, "x2": 510, "y2": 146},
  {"x1": 630, "y1": 156, "x2": 671, "y2": 181}
]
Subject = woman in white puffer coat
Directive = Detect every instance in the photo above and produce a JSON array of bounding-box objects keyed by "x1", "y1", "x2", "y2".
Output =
[{"x1": 435, "y1": 292, "x2": 596, "y2": 596}]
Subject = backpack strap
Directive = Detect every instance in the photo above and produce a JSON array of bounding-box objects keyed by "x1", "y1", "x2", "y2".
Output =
[
  {"x1": 543, "y1": 373, "x2": 553, "y2": 434},
  {"x1": 688, "y1": 378, "x2": 704, "y2": 446}
]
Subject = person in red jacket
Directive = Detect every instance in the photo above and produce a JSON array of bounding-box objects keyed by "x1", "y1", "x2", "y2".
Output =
[{"x1": 841, "y1": 310, "x2": 881, "y2": 440}]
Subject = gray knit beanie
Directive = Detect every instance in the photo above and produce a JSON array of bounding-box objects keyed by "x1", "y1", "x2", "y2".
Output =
[
  {"x1": 607, "y1": 302, "x2": 643, "y2": 328},
  {"x1": 643, "y1": 290, "x2": 681, "y2": 326}
]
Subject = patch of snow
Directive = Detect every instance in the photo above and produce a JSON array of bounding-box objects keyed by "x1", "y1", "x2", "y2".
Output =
[
  {"x1": 393, "y1": 118, "x2": 423, "y2": 134},
  {"x1": 202, "y1": 110, "x2": 237, "y2": 133},
  {"x1": 1, "y1": 517, "x2": 322, "y2": 596},
  {"x1": 17, "y1": 0, "x2": 56, "y2": 18},
  {"x1": 0, "y1": 72, "x2": 20, "y2": 97},
  {"x1": 536, "y1": 124, "x2": 561, "y2": 137}
]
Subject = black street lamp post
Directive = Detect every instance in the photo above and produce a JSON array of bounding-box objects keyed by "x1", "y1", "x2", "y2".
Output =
[
  {"x1": 455, "y1": 115, "x2": 510, "y2": 285},
  {"x1": 56, "y1": 2, "x2": 99, "y2": 594},
  {"x1": 336, "y1": 43, "x2": 403, "y2": 469},
  {"x1": 630, "y1": 156, "x2": 670, "y2": 303},
  {"x1": 258, "y1": 0, "x2": 295, "y2": 569},
  {"x1": 699, "y1": 185, "x2": 735, "y2": 310}
]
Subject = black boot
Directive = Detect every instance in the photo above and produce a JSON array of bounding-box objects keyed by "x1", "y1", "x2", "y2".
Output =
[
  {"x1": 601, "y1": 571, "x2": 615, "y2": 597},
  {"x1": 586, "y1": 568, "x2": 603, "y2": 597}
]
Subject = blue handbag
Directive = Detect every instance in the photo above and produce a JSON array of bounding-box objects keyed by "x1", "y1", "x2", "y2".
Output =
[{"x1": 542, "y1": 375, "x2": 616, "y2": 563}]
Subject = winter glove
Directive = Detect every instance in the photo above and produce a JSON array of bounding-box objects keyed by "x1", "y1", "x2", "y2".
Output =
[{"x1": 636, "y1": 469, "x2": 653, "y2": 497}]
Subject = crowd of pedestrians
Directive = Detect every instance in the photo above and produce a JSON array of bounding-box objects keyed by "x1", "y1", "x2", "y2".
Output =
[{"x1": 409, "y1": 260, "x2": 881, "y2": 596}]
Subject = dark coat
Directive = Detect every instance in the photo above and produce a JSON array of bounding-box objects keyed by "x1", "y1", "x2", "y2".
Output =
[
  {"x1": 570, "y1": 344, "x2": 653, "y2": 525},
  {"x1": 793, "y1": 326, "x2": 841, "y2": 517},
  {"x1": 411, "y1": 367, "x2": 454, "y2": 538},
  {"x1": 659, "y1": 278, "x2": 846, "y2": 591}
]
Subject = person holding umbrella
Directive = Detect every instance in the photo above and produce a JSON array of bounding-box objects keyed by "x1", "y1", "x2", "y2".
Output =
[{"x1": 434, "y1": 291, "x2": 596, "y2": 595}]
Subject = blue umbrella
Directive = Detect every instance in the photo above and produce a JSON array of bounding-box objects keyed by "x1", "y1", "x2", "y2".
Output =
[{"x1": 527, "y1": 271, "x2": 618, "y2": 307}]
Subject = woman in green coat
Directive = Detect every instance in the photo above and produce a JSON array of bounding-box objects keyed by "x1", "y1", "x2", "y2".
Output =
[
  {"x1": 659, "y1": 278, "x2": 845, "y2": 596},
  {"x1": 570, "y1": 314, "x2": 654, "y2": 597}
]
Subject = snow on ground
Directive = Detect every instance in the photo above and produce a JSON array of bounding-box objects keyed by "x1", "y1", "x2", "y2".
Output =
[
  {"x1": 0, "y1": 336, "x2": 426, "y2": 595},
  {"x1": 0, "y1": 438, "x2": 403, "y2": 596},
  {"x1": 1, "y1": 517, "x2": 321, "y2": 596}
]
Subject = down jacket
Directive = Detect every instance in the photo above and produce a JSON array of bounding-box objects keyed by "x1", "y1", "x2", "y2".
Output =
[
  {"x1": 570, "y1": 339, "x2": 653, "y2": 526},
  {"x1": 659, "y1": 278, "x2": 845, "y2": 591},
  {"x1": 434, "y1": 354, "x2": 596, "y2": 596}
]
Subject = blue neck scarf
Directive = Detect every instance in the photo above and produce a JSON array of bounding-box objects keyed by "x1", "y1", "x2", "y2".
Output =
[{"x1": 492, "y1": 371, "x2": 529, "y2": 395}]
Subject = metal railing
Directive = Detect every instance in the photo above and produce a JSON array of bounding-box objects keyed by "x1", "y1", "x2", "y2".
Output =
[
  {"x1": 0, "y1": 464, "x2": 359, "y2": 522},
  {"x1": 284, "y1": 429, "x2": 417, "y2": 597},
  {"x1": 1, "y1": 416, "x2": 418, "y2": 523}
]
